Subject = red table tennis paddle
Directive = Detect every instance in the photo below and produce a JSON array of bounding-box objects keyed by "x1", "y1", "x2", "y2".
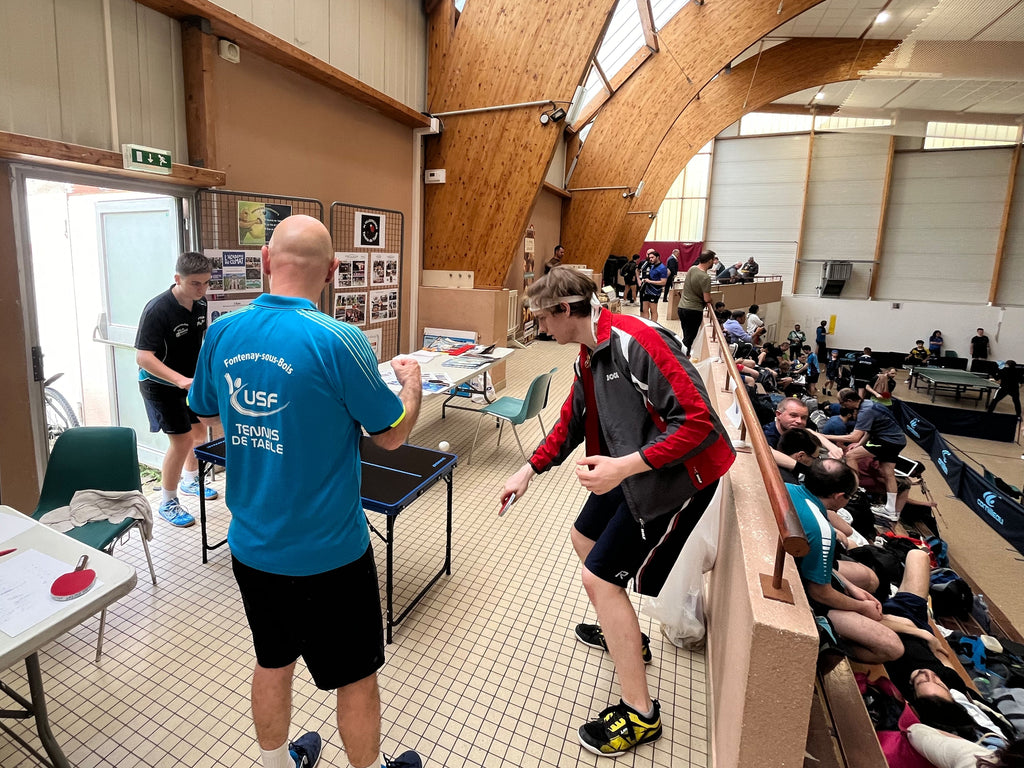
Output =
[{"x1": 51, "y1": 554, "x2": 96, "y2": 601}]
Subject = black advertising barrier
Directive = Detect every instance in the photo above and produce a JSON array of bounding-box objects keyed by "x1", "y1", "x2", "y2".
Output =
[
  {"x1": 894, "y1": 398, "x2": 1017, "y2": 442},
  {"x1": 958, "y1": 466, "x2": 1024, "y2": 556},
  {"x1": 892, "y1": 399, "x2": 1024, "y2": 556}
]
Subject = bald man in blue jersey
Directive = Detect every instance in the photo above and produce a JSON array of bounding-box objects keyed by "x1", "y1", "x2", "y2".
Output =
[{"x1": 190, "y1": 215, "x2": 422, "y2": 768}]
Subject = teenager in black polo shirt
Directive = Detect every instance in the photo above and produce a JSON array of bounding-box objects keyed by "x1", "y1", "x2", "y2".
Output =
[{"x1": 135, "y1": 251, "x2": 216, "y2": 527}]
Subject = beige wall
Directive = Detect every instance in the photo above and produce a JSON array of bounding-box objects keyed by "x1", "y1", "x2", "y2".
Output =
[
  {"x1": 700, "y1": 354, "x2": 819, "y2": 768},
  {"x1": 213, "y1": 51, "x2": 417, "y2": 348},
  {"x1": 506, "y1": 188, "x2": 563, "y2": 291}
]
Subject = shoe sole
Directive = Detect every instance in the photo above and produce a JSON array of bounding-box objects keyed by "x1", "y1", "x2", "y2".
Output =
[
  {"x1": 159, "y1": 512, "x2": 195, "y2": 528},
  {"x1": 577, "y1": 725, "x2": 662, "y2": 757},
  {"x1": 179, "y1": 487, "x2": 218, "y2": 500},
  {"x1": 574, "y1": 626, "x2": 652, "y2": 664}
]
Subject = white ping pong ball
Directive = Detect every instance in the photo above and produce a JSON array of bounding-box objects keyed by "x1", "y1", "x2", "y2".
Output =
[{"x1": 439, "y1": 441, "x2": 450, "y2": 452}]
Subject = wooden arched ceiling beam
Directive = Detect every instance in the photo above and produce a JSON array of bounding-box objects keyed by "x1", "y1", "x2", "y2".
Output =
[
  {"x1": 560, "y1": 0, "x2": 826, "y2": 270},
  {"x1": 610, "y1": 37, "x2": 896, "y2": 255},
  {"x1": 423, "y1": 1, "x2": 616, "y2": 289}
]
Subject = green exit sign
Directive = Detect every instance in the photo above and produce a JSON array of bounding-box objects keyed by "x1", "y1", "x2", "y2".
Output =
[{"x1": 122, "y1": 143, "x2": 172, "y2": 175}]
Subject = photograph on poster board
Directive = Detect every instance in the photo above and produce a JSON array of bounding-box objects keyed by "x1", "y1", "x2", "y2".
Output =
[
  {"x1": 363, "y1": 328, "x2": 383, "y2": 362},
  {"x1": 355, "y1": 212, "x2": 385, "y2": 249},
  {"x1": 238, "y1": 202, "x2": 292, "y2": 246},
  {"x1": 369, "y1": 289, "x2": 397, "y2": 321},
  {"x1": 335, "y1": 253, "x2": 367, "y2": 289},
  {"x1": 204, "y1": 249, "x2": 263, "y2": 294},
  {"x1": 422, "y1": 327, "x2": 478, "y2": 352},
  {"x1": 334, "y1": 292, "x2": 366, "y2": 327},
  {"x1": 208, "y1": 298, "x2": 253, "y2": 326},
  {"x1": 371, "y1": 254, "x2": 399, "y2": 286}
]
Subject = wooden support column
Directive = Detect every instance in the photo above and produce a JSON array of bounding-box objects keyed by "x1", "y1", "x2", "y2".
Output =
[
  {"x1": 989, "y1": 136, "x2": 1022, "y2": 304},
  {"x1": 609, "y1": 39, "x2": 896, "y2": 256},
  {"x1": 867, "y1": 135, "x2": 896, "y2": 300},
  {"x1": 181, "y1": 19, "x2": 219, "y2": 169},
  {"x1": 791, "y1": 127, "x2": 816, "y2": 290},
  {"x1": 560, "y1": 0, "x2": 825, "y2": 272}
]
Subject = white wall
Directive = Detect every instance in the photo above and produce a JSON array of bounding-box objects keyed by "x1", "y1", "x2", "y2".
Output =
[
  {"x1": 0, "y1": 0, "x2": 188, "y2": 158},
  {"x1": 707, "y1": 130, "x2": 1024, "y2": 359},
  {"x1": 782, "y1": 295, "x2": 1024, "y2": 362},
  {"x1": 705, "y1": 134, "x2": 809, "y2": 291},
  {"x1": 211, "y1": 0, "x2": 427, "y2": 110}
]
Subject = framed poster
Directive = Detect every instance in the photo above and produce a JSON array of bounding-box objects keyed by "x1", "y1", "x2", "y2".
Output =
[
  {"x1": 355, "y1": 211, "x2": 385, "y2": 249},
  {"x1": 238, "y1": 202, "x2": 291, "y2": 246},
  {"x1": 334, "y1": 292, "x2": 367, "y2": 326},
  {"x1": 335, "y1": 253, "x2": 367, "y2": 288}
]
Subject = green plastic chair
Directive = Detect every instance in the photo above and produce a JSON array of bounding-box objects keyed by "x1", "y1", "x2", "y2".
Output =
[
  {"x1": 944, "y1": 350, "x2": 958, "y2": 358},
  {"x1": 469, "y1": 368, "x2": 557, "y2": 463},
  {"x1": 984, "y1": 467, "x2": 1023, "y2": 501},
  {"x1": 32, "y1": 426, "x2": 157, "y2": 661}
]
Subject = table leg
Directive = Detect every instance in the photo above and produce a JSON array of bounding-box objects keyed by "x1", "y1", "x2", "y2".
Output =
[
  {"x1": 445, "y1": 472, "x2": 453, "y2": 576},
  {"x1": 386, "y1": 516, "x2": 394, "y2": 645},
  {"x1": 199, "y1": 458, "x2": 209, "y2": 564},
  {"x1": 26, "y1": 652, "x2": 71, "y2": 768}
]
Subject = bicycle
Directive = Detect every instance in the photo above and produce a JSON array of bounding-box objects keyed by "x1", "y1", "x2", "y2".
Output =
[{"x1": 44, "y1": 372, "x2": 80, "y2": 448}]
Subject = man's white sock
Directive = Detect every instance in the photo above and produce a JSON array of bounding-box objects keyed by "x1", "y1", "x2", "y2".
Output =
[
  {"x1": 181, "y1": 468, "x2": 198, "y2": 485},
  {"x1": 161, "y1": 487, "x2": 176, "y2": 504},
  {"x1": 260, "y1": 742, "x2": 293, "y2": 768},
  {"x1": 885, "y1": 492, "x2": 897, "y2": 515}
]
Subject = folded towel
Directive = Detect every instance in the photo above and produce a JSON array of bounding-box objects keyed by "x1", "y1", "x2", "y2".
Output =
[{"x1": 39, "y1": 489, "x2": 153, "y2": 541}]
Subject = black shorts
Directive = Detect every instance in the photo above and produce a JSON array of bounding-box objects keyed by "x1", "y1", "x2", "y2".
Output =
[
  {"x1": 882, "y1": 592, "x2": 929, "y2": 632},
  {"x1": 573, "y1": 480, "x2": 718, "y2": 597},
  {"x1": 232, "y1": 545, "x2": 384, "y2": 690},
  {"x1": 140, "y1": 380, "x2": 199, "y2": 435},
  {"x1": 864, "y1": 438, "x2": 904, "y2": 463}
]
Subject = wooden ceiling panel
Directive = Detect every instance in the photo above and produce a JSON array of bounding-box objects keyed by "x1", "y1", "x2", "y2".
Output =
[
  {"x1": 610, "y1": 38, "x2": 896, "y2": 254},
  {"x1": 560, "y1": 0, "x2": 825, "y2": 272},
  {"x1": 423, "y1": 0, "x2": 615, "y2": 288}
]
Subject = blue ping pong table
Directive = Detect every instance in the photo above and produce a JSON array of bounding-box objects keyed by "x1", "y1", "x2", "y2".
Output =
[{"x1": 194, "y1": 437, "x2": 457, "y2": 643}]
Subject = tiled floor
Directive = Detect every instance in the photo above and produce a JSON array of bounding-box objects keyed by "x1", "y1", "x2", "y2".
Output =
[{"x1": 0, "y1": 305, "x2": 709, "y2": 768}]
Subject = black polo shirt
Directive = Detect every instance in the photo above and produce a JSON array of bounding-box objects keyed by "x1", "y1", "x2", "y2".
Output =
[{"x1": 135, "y1": 287, "x2": 208, "y2": 386}]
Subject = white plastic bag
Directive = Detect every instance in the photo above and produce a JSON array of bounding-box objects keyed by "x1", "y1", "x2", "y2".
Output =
[
  {"x1": 642, "y1": 481, "x2": 723, "y2": 649},
  {"x1": 470, "y1": 374, "x2": 496, "y2": 403}
]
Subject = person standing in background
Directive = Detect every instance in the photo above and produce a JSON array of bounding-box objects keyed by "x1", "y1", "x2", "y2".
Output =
[
  {"x1": 970, "y1": 328, "x2": 990, "y2": 360},
  {"x1": 662, "y1": 248, "x2": 679, "y2": 302},
  {"x1": 677, "y1": 250, "x2": 715, "y2": 357},
  {"x1": 787, "y1": 324, "x2": 807, "y2": 361},
  {"x1": 928, "y1": 330, "x2": 943, "y2": 359},
  {"x1": 816, "y1": 320, "x2": 829, "y2": 362},
  {"x1": 637, "y1": 249, "x2": 667, "y2": 322}
]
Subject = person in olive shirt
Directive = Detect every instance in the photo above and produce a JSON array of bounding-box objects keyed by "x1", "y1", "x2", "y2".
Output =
[{"x1": 677, "y1": 250, "x2": 715, "y2": 357}]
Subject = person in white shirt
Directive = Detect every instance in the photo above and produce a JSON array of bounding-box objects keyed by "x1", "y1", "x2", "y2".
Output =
[{"x1": 745, "y1": 304, "x2": 766, "y2": 344}]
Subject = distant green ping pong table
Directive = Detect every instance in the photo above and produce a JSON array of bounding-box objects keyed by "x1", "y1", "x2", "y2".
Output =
[{"x1": 909, "y1": 367, "x2": 1000, "y2": 406}]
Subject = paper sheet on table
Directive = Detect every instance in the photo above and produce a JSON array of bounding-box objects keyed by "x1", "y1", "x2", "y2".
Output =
[
  {"x1": 410, "y1": 349, "x2": 441, "y2": 362},
  {"x1": 0, "y1": 514, "x2": 34, "y2": 544},
  {"x1": 0, "y1": 549, "x2": 101, "y2": 637}
]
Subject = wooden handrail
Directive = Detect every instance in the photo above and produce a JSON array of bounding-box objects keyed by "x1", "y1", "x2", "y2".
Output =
[{"x1": 704, "y1": 305, "x2": 809, "y2": 585}]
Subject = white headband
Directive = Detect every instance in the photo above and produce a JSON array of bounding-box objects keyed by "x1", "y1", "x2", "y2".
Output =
[{"x1": 526, "y1": 294, "x2": 593, "y2": 312}]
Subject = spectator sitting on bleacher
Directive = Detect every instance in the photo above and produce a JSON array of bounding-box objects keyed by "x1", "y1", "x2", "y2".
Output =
[
  {"x1": 820, "y1": 404, "x2": 858, "y2": 437},
  {"x1": 906, "y1": 340, "x2": 930, "y2": 366},
  {"x1": 723, "y1": 310, "x2": 753, "y2": 344},
  {"x1": 746, "y1": 304, "x2": 766, "y2": 344},
  {"x1": 766, "y1": 398, "x2": 844, "y2": 473},
  {"x1": 881, "y1": 550, "x2": 1017, "y2": 747},
  {"x1": 787, "y1": 459, "x2": 902, "y2": 663},
  {"x1": 713, "y1": 301, "x2": 731, "y2": 325}
]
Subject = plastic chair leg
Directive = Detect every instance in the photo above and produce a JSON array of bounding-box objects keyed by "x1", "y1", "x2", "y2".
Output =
[
  {"x1": 140, "y1": 532, "x2": 157, "y2": 586},
  {"x1": 511, "y1": 424, "x2": 528, "y2": 462},
  {"x1": 536, "y1": 414, "x2": 546, "y2": 436},
  {"x1": 496, "y1": 421, "x2": 504, "y2": 447}
]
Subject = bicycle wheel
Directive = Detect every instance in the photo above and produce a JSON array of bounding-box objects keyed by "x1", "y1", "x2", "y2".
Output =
[{"x1": 44, "y1": 387, "x2": 79, "y2": 447}]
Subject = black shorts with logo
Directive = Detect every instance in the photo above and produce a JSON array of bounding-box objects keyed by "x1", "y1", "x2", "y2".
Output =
[
  {"x1": 140, "y1": 379, "x2": 199, "y2": 435},
  {"x1": 573, "y1": 481, "x2": 718, "y2": 596}
]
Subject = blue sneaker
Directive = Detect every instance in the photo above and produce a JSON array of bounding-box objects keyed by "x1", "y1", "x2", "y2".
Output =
[
  {"x1": 289, "y1": 732, "x2": 321, "y2": 768},
  {"x1": 157, "y1": 498, "x2": 195, "y2": 528},
  {"x1": 383, "y1": 751, "x2": 422, "y2": 768},
  {"x1": 178, "y1": 477, "x2": 218, "y2": 500}
]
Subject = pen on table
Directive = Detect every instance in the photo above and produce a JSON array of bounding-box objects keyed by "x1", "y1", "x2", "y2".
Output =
[{"x1": 0, "y1": 548, "x2": 16, "y2": 557}]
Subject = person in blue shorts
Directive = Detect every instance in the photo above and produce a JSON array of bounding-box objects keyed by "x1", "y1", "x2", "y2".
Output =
[{"x1": 189, "y1": 215, "x2": 423, "y2": 768}]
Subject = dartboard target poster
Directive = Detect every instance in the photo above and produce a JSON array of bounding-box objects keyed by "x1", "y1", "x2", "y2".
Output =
[{"x1": 355, "y1": 211, "x2": 385, "y2": 248}]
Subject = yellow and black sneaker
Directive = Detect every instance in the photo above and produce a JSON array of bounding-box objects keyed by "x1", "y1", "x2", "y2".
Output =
[
  {"x1": 574, "y1": 623, "x2": 652, "y2": 665},
  {"x1": 578, "y1": 699, "x2": 662, "y2": 757}
]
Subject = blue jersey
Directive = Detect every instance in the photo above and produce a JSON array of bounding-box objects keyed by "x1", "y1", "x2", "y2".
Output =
[
  {"x1": 786, "y1": 483, "x2": 835, "y2": 585},
  {"x1": 189, "y1": 293, "x2": 404, "y2": 576},
  {"x1": 819, "y1": 415, "x2": 851, "y2": 436}
]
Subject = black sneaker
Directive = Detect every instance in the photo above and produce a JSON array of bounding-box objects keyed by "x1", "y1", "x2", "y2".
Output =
[
  {"x1": 383, "y1": 751, "x2": 423, "y2": 768},
  {"x1": 578, "y1": 699, "x2": 662, "y2": 757},
  {"x1": 575, "y1": 623, "x2": 652, "y2": 664}
]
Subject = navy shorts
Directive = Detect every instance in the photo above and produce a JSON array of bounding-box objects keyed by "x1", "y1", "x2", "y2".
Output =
[
  {"x1": 883, "y1": 591, "x2": 930, "y2": 632},
  {"x1": 140, "y1": 380, "x2": 199, "y2": 435},
  {"x1": 232, "y1": 545, "x2": 384, "y2": 690},
  {"x1": 573, "y1": 480, "x2": 718, "y2": 596}
]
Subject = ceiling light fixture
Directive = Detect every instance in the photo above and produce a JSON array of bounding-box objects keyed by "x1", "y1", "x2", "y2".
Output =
[
  {"x1": 814, "y1": 91, "x2": 825, "y2": 100},
  {"x1": 875, "y1": 10, "x2": 891, "y2": 23}
]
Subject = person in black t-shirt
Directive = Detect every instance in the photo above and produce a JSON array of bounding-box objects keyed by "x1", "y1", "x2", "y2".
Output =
[
  {"x1": 970, "y1": 328, "x2": 991, "y2": 360},
  {"x1": 987, "y1": 360, "x2": 1022, "y2": 417},
  {"x1": 136, "y1": 251, "x2": 215, "y2": 528}
]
